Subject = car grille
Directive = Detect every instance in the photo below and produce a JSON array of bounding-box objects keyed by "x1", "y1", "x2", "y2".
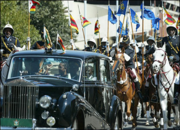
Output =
[{"x1": 2, "y1": 85, "x2": 39, "y2": 119}]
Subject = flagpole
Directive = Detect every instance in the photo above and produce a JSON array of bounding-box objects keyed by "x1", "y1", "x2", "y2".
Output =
[
  {"x1": 116, "y1": 0, "x2": 119, "y2": 45},
  {"x1": 151, "y1": 20, "x2": 153, "y2": 36},
  {"x1": 78, "y1": 5, "x2": 86, "y2": 49},
  {"x1": 28, "y1": 1, "x2": 30, "y2": 50},
  {"x1": 129, "y1": 8, "x2": 139, "y2": 74},
  {"x1": 162, "y1": 0, "x2": 164, "y2": 37},
  {"x1": 142, "y1": 0, "x2": 145, "y2": 82},
  {"x1": 107, "y1": 0, "x2": 110, "y2": 57},
  {"x1": 67, "y1": 1, "x2": 73, "y2": 50},
  {"x1": 118, "y1": 15, "x2": 126, "y2": 45}
]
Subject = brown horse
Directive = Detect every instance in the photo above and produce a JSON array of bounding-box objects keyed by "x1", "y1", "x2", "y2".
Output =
[{"x1": 113, "y1": 48, "x2": 142, "y2": 128}]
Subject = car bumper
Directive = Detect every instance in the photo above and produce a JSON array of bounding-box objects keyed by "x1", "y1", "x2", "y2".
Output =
[{"x1": 0, "y1": 127, "x2": 72, "y2": 130}]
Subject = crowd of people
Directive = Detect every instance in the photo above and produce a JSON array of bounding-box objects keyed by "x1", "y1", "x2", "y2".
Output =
[{"x1": 0, "y1": 23, "x2": 179, "y2": 105}]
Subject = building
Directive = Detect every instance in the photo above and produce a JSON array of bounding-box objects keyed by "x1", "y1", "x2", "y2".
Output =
[{"x1": 62, "y1": 0, "x2": 179, "y2": 49}]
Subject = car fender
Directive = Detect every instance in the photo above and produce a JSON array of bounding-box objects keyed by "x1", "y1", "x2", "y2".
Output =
[
  {"x1": 57, "y1": 91, "x2": 83, "y2": 127},
  {"x1": 107, "y1": 95, "x2": 122, "y2": 126}
]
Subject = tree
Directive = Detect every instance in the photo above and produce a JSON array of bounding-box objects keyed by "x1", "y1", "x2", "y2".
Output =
[
  {"x1": 1, "y1": 1, "x2": 41, "y2": 47},
  {"x1": 28, "y1": 1, "x2": 77, "y2": 49}
]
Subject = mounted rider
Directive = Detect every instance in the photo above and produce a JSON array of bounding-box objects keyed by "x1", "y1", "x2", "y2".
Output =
[
  {"x1": 98, "y1": 37, "x2": 109, "y2": 55},
  {"x1": 1, "y1": 23, "x2": 20, "y2": 61},
  {"x1": 119, "y1": 36, "x2": 143, "y2": 102},
  {"x1": 151, "y1": 24, "x2": 180, "y2": 105}
]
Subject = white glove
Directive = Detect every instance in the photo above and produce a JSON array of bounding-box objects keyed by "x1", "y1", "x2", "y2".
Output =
[
  {"x1": 70, "y1": 39, "x2": 74, "y2": 45},
  {"x1": 26, "y1": 37, "x2": 30, "y2": 42},
  {"x1": 106, "y1": 41, "x2": 109, "y2": 46},
  {"x1": 124, "y1": 53, "x2": 131, "y2": 61}
]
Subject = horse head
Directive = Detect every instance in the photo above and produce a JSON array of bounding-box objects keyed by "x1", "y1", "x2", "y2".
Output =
[
  {"x1": 152, "y1": 43, "x2": 168, "y2": 73},
  {"x1": 113, "y1": 47, "x2": 128, "y2": 85}
]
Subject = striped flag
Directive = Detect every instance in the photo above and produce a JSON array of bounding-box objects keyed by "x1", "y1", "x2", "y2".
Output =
[
  {"x1": 57, "y1": 34, "x2": 65, "y2": 51},
  {"x1": 43, "y1": 27, "x2": 51, "y2": 47},
  {"x1": 29, "y1": 0, "x2": 40, "y2": 14},
  {"x1": 82, "y1": 16, "x2": 91, "y2": 28},
  {"x1": 94, "y1": 20, "x2": 100, "y2": 35},
  {"x1": 70, "y1": 14, "x2": 79, "y2": 34},
  {"x1": 176, "y1": 16, "x2": 180, "y2": 34},
  {"x1": 163, "y1": 6, "x2": 176, "y2": 25}
]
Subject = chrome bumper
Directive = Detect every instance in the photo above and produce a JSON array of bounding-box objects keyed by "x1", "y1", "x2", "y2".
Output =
[{"x1": 0, "y1": 127, "x2": 72, "y2": 130}]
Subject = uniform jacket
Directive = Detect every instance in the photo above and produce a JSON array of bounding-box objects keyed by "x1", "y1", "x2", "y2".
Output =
[
  {"x1": 1, "y1": 36, "x2": 20, "y2": 59},
  {"x1": 162, "y1": 35, "x2": 180, "y2": 63},
  {"x1": 31, "y1": 40, "x2": 55, "y2": 49},
  {"x1": 120, "y1": 45, "x2": 135, "y2": 69},
  {"x1": 83, "y1": 47, "x2": 100, "y2": 53}
]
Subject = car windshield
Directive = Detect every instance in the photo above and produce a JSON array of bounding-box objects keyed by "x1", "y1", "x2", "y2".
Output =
[{"x1": 7, "y1": 56, "x2": 82, "y2": 81}]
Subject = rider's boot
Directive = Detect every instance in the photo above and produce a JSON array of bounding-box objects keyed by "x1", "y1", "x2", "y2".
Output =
[
  {"x1": 135, "y1": 81, "x2": 143, "y2": 102},
  {"x1": 151, "y1": 85, "x2": 159, "y2": 103},
  {"x1": 143, "y1": 86, "x2": 149, "y2": 102},
  {"x1": 173, "y1": 84, "x2": 179, "y2": 105}
]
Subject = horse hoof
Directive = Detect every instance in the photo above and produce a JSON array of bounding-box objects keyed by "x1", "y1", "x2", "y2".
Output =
[
  {"x1": 146, "y1": 121, "x2": 150, "y2": 126},
  {"x1": 124, "y1": 122, "x2": 128, "y2": 127},
  {"x1": 153, "y1": 122, "x2": 159, "y2": 128},
  {"x1": 128, "y1": 116, "x2": 134, "y2": 121},
  {"x1": 168, "y1": 120, "x2": 172, "y2": 127}
]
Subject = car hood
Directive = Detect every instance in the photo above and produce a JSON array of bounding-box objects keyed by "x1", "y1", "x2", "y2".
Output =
[{"x1": 5, "y1": 77, "x2": 79, "y2": 87}]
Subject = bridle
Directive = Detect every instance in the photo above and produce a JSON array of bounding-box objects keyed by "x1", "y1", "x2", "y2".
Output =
[{"x1": 153, "y1": 48, "x2": 176, "y2": 93}]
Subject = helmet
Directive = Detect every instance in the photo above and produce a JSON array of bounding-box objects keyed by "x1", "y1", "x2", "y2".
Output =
[
  {"x1": 121, "y1": 36, "x2": 130, "y2": 44},
  {"x1": 87, "y1": 38, "x2": 96, "y2": 48},
  {"x1": 166, "y1": 24, "x2": 178, "y2": 35},
  {"x1": 3, "y1": 23, "x2": 14, "y2": 35},
  {"x1": 101, "y1": 37, "x2": 107, "y2": 43},
  {"x1": 147, "y1": 36, "x2": 155, "y2": 43}
]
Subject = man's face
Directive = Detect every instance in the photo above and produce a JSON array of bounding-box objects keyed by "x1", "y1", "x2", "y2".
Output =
[
  {"x1": 101, "y1": 42, "x2": 106, "y2": 48},
  {"x1": 88, "y1": 42, "x2": 95, "y2": 48},
  {"x1": 168, "y1": 27, "x2": 176, "y2": 36},
  {"x1": 147, "y1": 40, "x2": 154, "y2": 46},
  {"x1": 4, "y1": 28, "x2": 12, "y2": 38},
  {"x1": 59, "y1": 63, "x2": 66, "y2": 73}
]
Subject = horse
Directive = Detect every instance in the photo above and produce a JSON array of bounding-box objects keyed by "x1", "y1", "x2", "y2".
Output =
[
  {"x1": 152, "y1": 44, "x2": 180, "y2": 130},
  {"x1": 113, "y1": 47, "x2": 142, "y2": 129}
]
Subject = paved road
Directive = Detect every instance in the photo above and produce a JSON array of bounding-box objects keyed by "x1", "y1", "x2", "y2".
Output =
[{"x1": 122, "y1": 114, "x2": 178, "y2": 130}]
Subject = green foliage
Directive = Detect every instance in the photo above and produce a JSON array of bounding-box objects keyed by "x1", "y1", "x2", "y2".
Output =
[
  {"x1": 1, "y1": 0, "x2": 76, "y2": 49},
  {"x1": 1, "y1": 1, "x2": 40, "y2": 47},
  {"x1": 27, "y1": 0, "x2": 77, "y2": 48}
]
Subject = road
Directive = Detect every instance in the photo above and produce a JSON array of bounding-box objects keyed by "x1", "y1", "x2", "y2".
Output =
[{"x1": 122, "y1": 113, "x2": 178, "y2": 130}]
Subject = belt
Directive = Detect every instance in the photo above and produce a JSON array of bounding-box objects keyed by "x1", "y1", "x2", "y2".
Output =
[{"x1": 3, "y1": 54, "x2": 10, "y2": 57}]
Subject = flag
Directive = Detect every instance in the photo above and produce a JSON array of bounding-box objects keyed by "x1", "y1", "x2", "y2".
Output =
[
  {"x1": 117, "y1": 21, "x2": 126, "y2": 36},
  {"x1": 152, "y1": 17, "x2": 161, "y2": 30},
  {"x1": 116, "y1": 0, "x2": 128, "y2": 16},
  {"x1": 130, "y1": 8, "x2": 140, "y2": 31},
  {"x1": 108, "y1": 6, "x2": 117, "y2": 24},
  {"x1": 70, "y1": 14, "x2": 79, "y2": 34},
  {"x1": 140, "y1": 3, "x2": 155, "y2": 20},
  {"x1": 29, "y1": 0, "x2": 40, "y2": 14},
  {"x1": 163, "y1": 6, "x2": 176, "y2": 25},
  {"x1": 176, "y1": 16, "x2": 180, "y2": 34},
  {"x1": 82, "y1": 16, "x2": 91, "y2": 28},
  {"x1": 94, "y1": 20, "x2": 100, "y2": 35},
  {"x1": 43, "y1": 27, "x2": 51, "y2": 47},
  {"x1": 57, "y1": 34, "x2": 65, "y2": 51}
]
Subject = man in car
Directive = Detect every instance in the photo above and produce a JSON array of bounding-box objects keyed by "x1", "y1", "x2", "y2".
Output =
[
  {"x1": 59, "y1": 62, "x2": 68, "y2": 77},
  {"x1": 85, "y1": 65, "x2": 96, "y2": 81},
  {"x1": 68, "y1": 60, "x2": 81, "y2": 80}
]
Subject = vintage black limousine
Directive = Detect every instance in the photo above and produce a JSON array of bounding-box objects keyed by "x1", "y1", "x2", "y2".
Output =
[{"x1": 0, "y1": 49, "x2": 123, "y2": 130}]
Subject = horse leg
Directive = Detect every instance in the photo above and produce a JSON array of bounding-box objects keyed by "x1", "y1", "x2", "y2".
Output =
[
  {"x1": 145, "y1": 102, "x2": 150, "y2": 125},
  {"x1": 160, "y1": 98, "x2": 168, "y2": 130},
  {"x1": 126, "y1": 99, "x2": 133, "y2": 121},
  {"x1": 122, "y1": 102, "x2": 128, "y2": 126},
  {"x1": 150, "y1": 104, "x2": 159, "y2": 128},
  {"x1": 167, "y1": 101, "x2": 172, "y2": 127},
  {"x1": 132, "y1": 97, "x2": 139, "y2": 129}
]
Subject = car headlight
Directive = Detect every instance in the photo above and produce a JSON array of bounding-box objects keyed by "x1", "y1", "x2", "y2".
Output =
[
  {"x1": 39, "y1": 95, "x2": 52, "y2": 108},
  {"x1": 46, "y1": 116, "x2": 56, "y2": 126}
]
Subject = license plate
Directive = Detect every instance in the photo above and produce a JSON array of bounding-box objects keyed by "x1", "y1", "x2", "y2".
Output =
[{"x1": 1, "y1": 118, "x2": 32, "y2": 128}]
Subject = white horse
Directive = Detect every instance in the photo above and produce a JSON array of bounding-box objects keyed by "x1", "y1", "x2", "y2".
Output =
[{"x1": 152, "y1": 44, "x2": 179, "y2": 130}]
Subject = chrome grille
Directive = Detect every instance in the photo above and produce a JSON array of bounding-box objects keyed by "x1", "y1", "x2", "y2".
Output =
[{"x1": 3, "y1": 85, "x2": 39, "y2": 119}]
